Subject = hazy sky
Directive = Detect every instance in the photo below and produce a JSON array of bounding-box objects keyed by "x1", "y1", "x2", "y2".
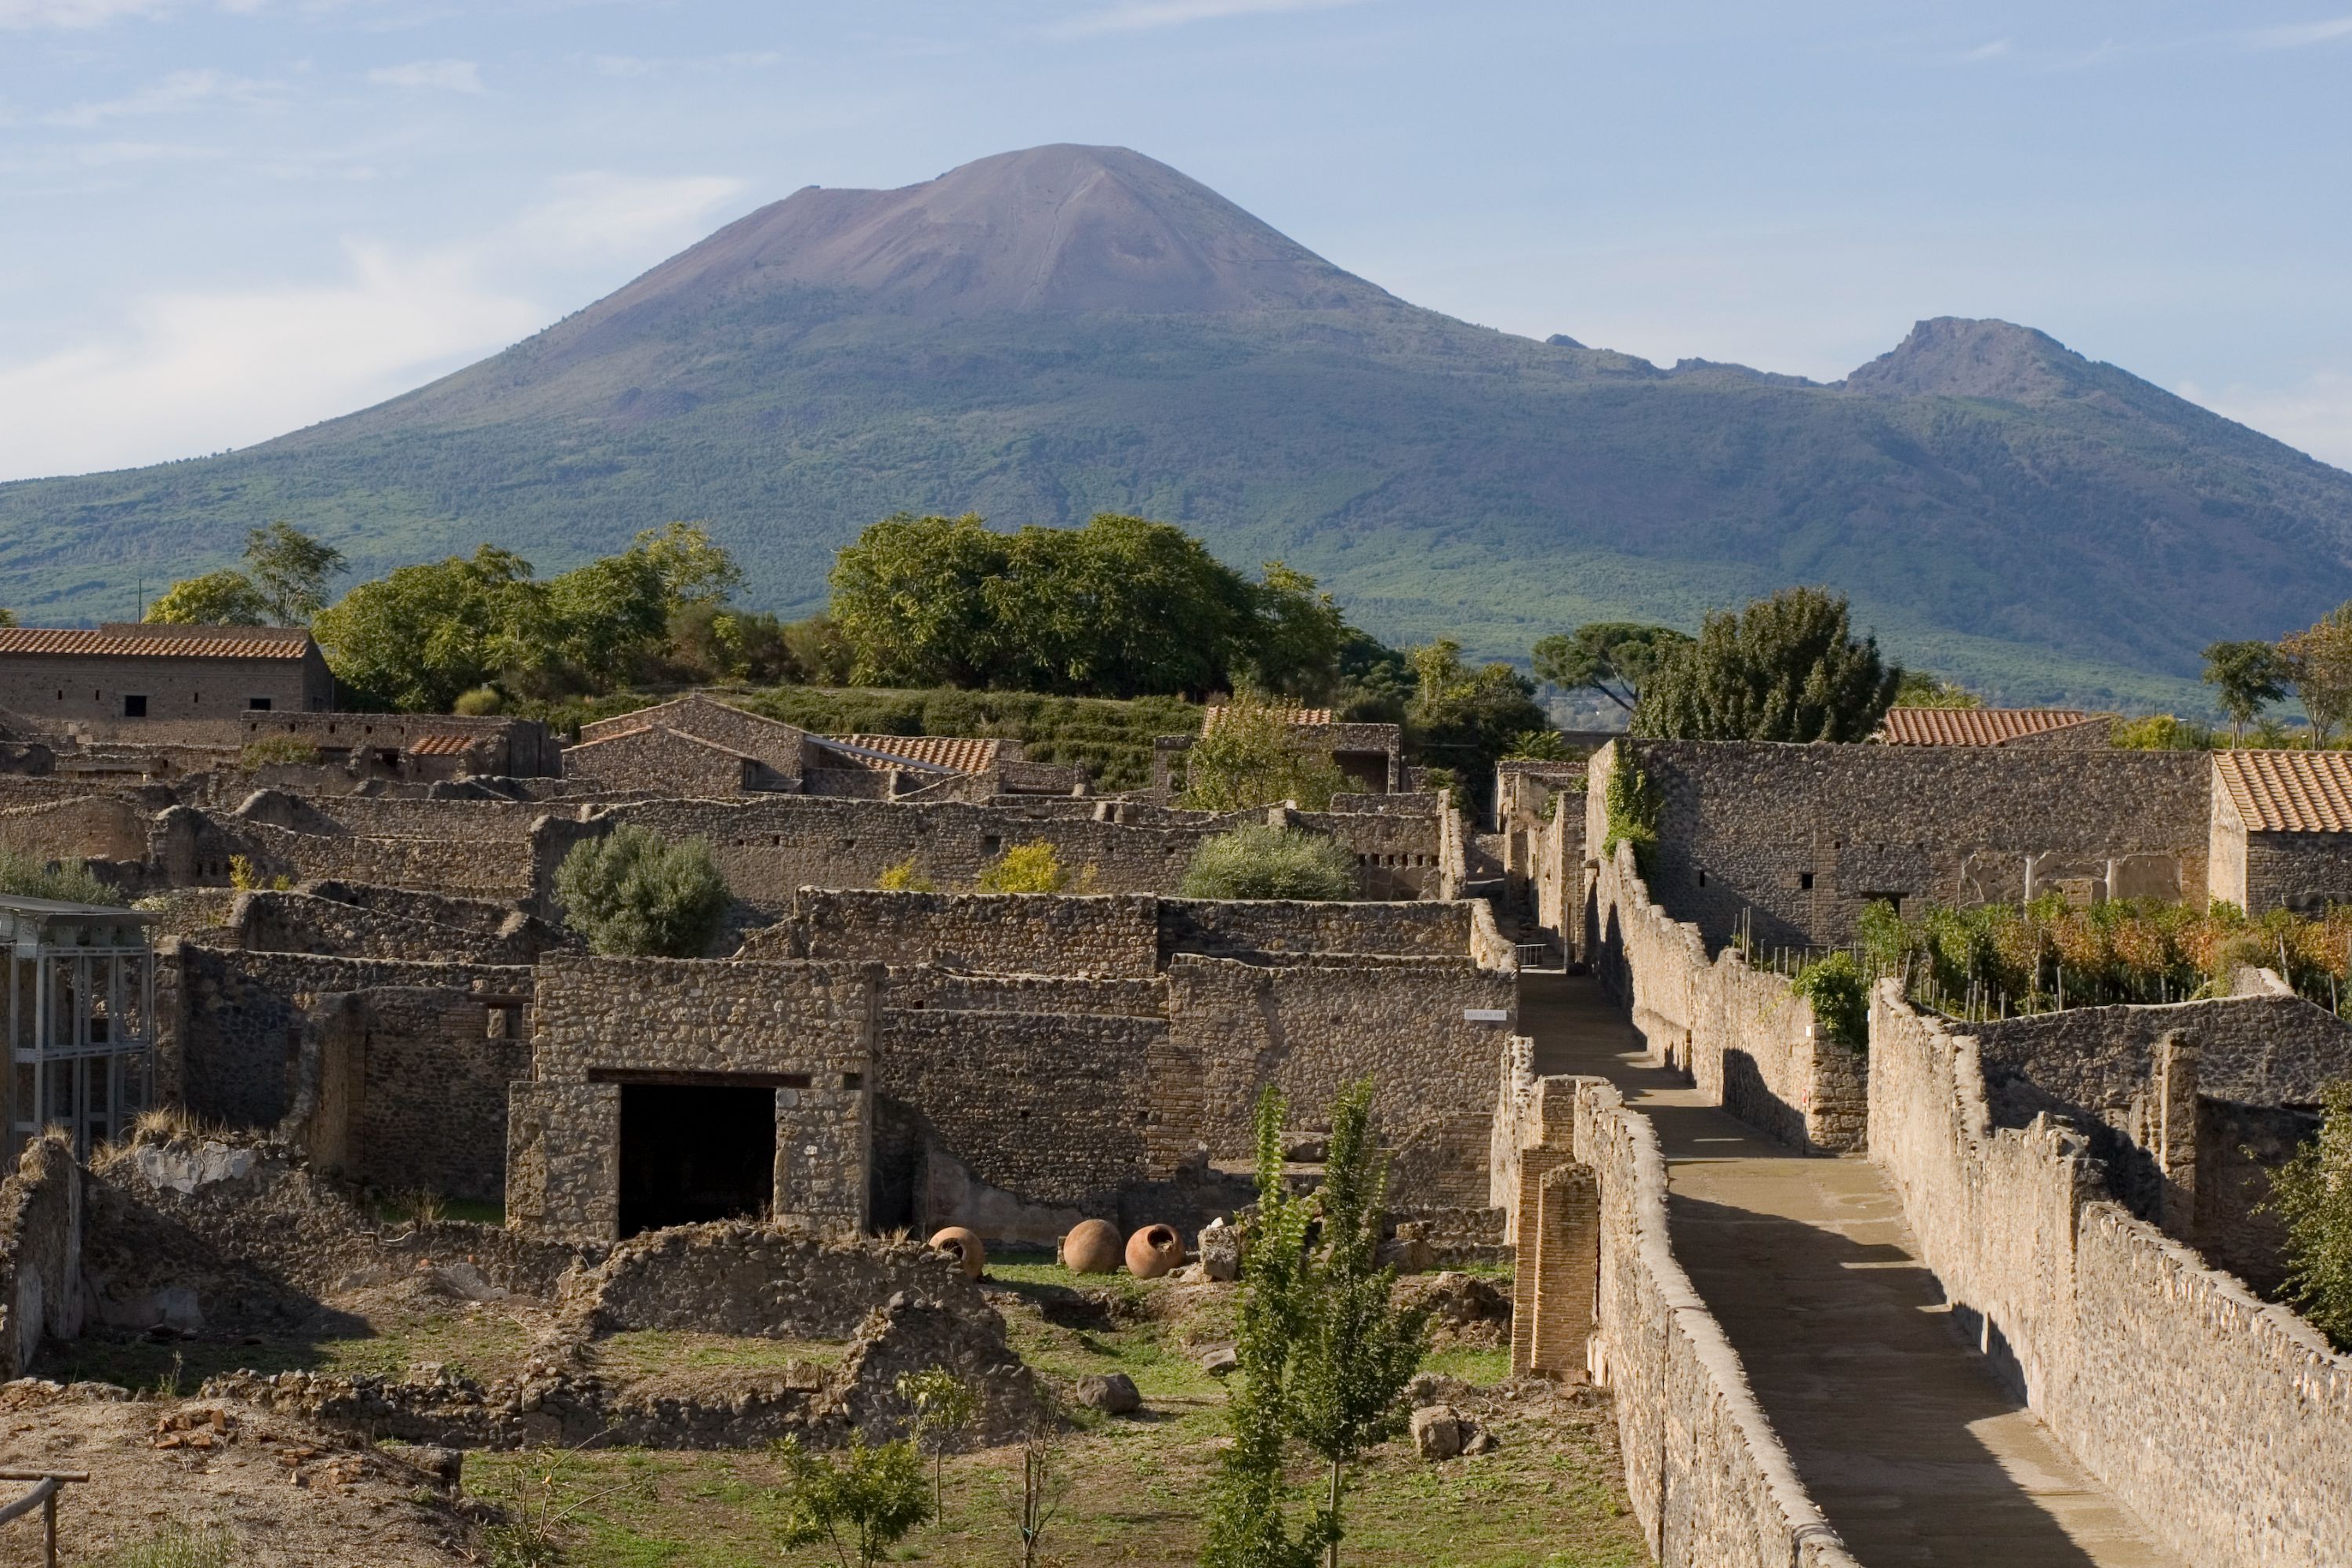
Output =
[{"x1": 4, "y1": 0, "x2": 2350, "y2": 482}]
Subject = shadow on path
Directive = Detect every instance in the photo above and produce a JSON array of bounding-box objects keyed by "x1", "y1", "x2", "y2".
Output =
[{"x1": 1519, "y1": 971, "x2": 2177, "y2": 1568}]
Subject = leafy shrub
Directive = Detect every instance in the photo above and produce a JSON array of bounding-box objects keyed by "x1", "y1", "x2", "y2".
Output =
[
  {"x1": 0, "y1": 847, "x2": 123, "y2": 906},
  {"x1": 226, "y1": 855, "x2": 291, "y2": 893},
  {"x1": 774, "y1": 1432, "x2": 931, "y2": 1567},
  {"x1": 975, "y1": 841, "x2": 1069, "y2": 895},
  {"x1": 1179, "y1": 695, "x2": 1345, "y2": 811},
  {"x1": 1600, "y1": 750, "x2": 1660, "y2": 875},
  {"x1": 2262, "y1": 1081, "x2": 2352, "y2": 1350},
  {"x1": 877, "y1": 856, "x2": 936, "y2": 893},
  {"x1": 1178, "y1": 826, "x2": 1356, "y2": 902},
  {"x1": 1791, "y1": 952, "x2": 1868, "y2": 1050},
  {"x1": 236, "y1": 735, "x2": 322, "y2": 771},
  {"x1": 554, "y1": 826, "x2": 731, "y2": 956},
  {"x1": 452, "y1": 684, "x2": 505, "y2": 716},
  {"x1": 1502, "y1": 728, "x2": 1573, "y2": 760}
]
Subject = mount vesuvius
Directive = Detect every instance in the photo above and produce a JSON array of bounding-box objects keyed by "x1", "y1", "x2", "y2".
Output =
[{"x1": 5, "y1": 143, "x2": 2348, "y2": 708}]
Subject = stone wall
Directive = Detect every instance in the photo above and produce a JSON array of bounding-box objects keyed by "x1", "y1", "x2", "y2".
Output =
[
  {"x1": 562, "y1": 724, "x2": 783, "y2": 797},
  {"x1": 512, "y1": 956, "x2": 877, "y2": 1243},
  {"x1": 158, "y1": 811, "x2": 542, "y2": 903},
  {"x1": 1598, "y1": 739, "x2": 2212, "y2": 949},
  {"x1": 1868, "y1": 983, "x2": 2352, "y2": 1567},
  {"x1": 0, "y1": 793, "x2": 150, "y2": 865},
  {"x1": 1588, "y1": 840, "x2": 1864, "y2": 1152},
  {"x1": 1500, "y1": 1062, "x2": 1860, "y2": 1567},
  {"x1": 1168, "y1": 954, "x2": 1515, "y2": 1166},
  {"x1": 877, "y1": 1008, "x2": 1178, "y2": 1232},
  {"x1": 170, "y1": 945, "x2": 531, "y2": 1130},
  {"x1": 0, "y1": 1133, "x2": 82, "y2": 1381},
  {"x1": 1158, "y1": 897, "x2": 1475, "y2": 961},
  {"x1": 575, "y1": 693, "x2": 815, "y2": 782},
  {"x1": 880, "y1": 967, "x2": 1167, "y2": 1019},
  {"x1": 571, "y1": 1223, "x2": 982, "y2": 1340},
  {"x1": 283, "y1": 986, "x2": 532, "y2": 1205},
  {"x1": 2243, "y1": 829, "x2": 2352, "y2": 915},
  {"x1": 229, "y1": 889, "x2": 565, "y2": 965},
  {"x1": 776, "y1": 891, "x2": 1162, "y2": 975}
]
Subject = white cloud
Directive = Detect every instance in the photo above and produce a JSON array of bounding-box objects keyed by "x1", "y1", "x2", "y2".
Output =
[
  {"x1": 510, "y1": 171, "x2": 746, "y2": 258},
  {"x1": 0, "y1": 0, "x2": 261, "y2": 26},
  {"x1": 2245, "y1": 15, "x2": 2352, "y2": 49},
  {"x1": 2180, "y1": 372, "x2": 2352, "y2": 470},
  {"x1": 365, "y1": 58, "x2": 482, "y2": 93},
  {"x1": 1051, "y1": 0, "x2": 1369, "y2": 38},
  {"x1": 1955, "y1": 38, "x2": 2012, "y2": 63},
  {"x1": 0, "y1": 171, "x2": 744, "y2": 481},
  {"x1": 45, "y1": 67, "x2": 280, "y2": 127}
]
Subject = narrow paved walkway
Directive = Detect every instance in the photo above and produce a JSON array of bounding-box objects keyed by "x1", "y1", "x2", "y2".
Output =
[{"x1": 1521, "y1": 971, "x2": 2180, "y2": 1568}]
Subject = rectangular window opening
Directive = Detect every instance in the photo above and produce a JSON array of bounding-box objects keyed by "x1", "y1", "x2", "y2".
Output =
[
  {"x1": 1798, "y1": 872, "x2": 1815, "y2": 890},
  {"x1": 248, "y1": 697, "x2": 271, "y2": 711},
  {"x1": 122, "y1": 695, "x2": 147, "y2": 718}
]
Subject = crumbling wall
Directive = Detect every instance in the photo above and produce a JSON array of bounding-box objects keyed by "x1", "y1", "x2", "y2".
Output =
[
  {"x1": 160, "y1": 812, "x2": 539, "y2": 902},
  {"x1": 1588, "y1": 840, "x2": 1863, "y2": 1152},
  {"x1": 0, "y1": 1133, "x2": 82, "y2": 1380},
  {"x1": 880, "y1": 967, "x2": 1167, "y2": 1018},
  {"x1": 170, "y1": 946, "x2": 531, "y2": 1131},
  {"x1": 229, "y1": 889, "x2": 564, "y2": 965},
  {"x1": 1868, "y1": 984, "x2": 2352, "y2": 1567},
  {"x1": 280, "y1": 985, "x2": 532, "y2": 1204},
  {"x1": 1603, "y1": 739, "x2": 2211, "y2": 949},
  {"x1": 571, "y1": 1222, "x2": 980, "y2": 1339},
  {"x1": 0, "y1": 793, "x2": 150, "y2": 864}
]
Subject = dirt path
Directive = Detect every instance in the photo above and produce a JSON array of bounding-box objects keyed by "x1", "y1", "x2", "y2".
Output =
[{"x1": 1519, "y1": 971, "x2": 2181, "y2": 1568}]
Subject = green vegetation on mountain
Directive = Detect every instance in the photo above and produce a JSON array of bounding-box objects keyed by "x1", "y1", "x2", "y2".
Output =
[{"x1": 13, "y1": 144, "x2": 2349, "y2": 713}]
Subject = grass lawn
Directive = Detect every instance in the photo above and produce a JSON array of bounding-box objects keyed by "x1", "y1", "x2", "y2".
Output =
[{"x1": 465, "y1": 1258, "x2": 1645, "y2": 1568}]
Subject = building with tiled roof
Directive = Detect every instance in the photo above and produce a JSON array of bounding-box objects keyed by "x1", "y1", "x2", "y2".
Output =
[
  {"x1": 1877, "y1": 707, "x2": 2109, "y2": 748},
  {"x1": 2209, "y1": 750, "x2": 2352, "y2": 914},
  {"x1": 0, "y1": 621, "x2": 333, "y2": 724},
  {"x1": 1156, "y1": 706, "x2": 1404, "y2": 796},
  {"x1": 818, "y1": 734, "x2": 1004, "y2": 775}
]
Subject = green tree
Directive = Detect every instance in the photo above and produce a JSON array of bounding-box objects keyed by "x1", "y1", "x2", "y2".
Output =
[
  {"x1": 1240, "y1": 563, "x2": 1350, "y2": 702},
  {"x1": 2260, "y1": 1080, "x2": 2352, "y2": 1351},
  {"x1": 1287, "y1": 1079, "x2": 1429, "y2": 1568},
  {"x1": 1202, "y1": 1086, "x2": 1324, "y2": 1568},
  {"x1": 1502, "y1": 728, "x2": 1572, "y2": 761},
  {"x1": 1531, "y1": 623, "x2": 1692, "y2": 716},
  {"x1": 1180, "y1": 697, "x2": 1347, "y2": 811},
  {"x1": 1331, "y1": 629, "x2": 1414, "y2": 725},
  {"x1": 1404, "y1": 640, "x2": 1549, "y2": 805},
  {"x1": 0, "y1": 848, "x2": 121, "y2": 906},
  {"x1": 554, "y1": 826, "x2": 731, "y2": 957},
  {"x1": 995, "y1": 514, "x2": 1255, "y2": 697},
  {"x1": 1892, "y1": 670, "x2": 1983, "y2": 710},
  {"x1": 631, "y1": 521, "x2": 744, "y2": 609},
  {"x1": 1791, "y1": 952, "x2": 1868, "y2": 1049},
  {"x1": 2281, "y1": 606, "x2": 2352, "y2": 747},
  {"x1": 1179, "y1": 826, "x2": 1358, "y2": 901},
  {"x1": 1629, "y1": 586, "x2": 1900, "y2": 742},
  {"x1": 828, "y1": 512, "x2": 1020, "y2": 688},
  {"x1": 311, "y1": 544, "x2": 550, "y2": 712},
  {"x1": 144, "y1": 569, "x2": 272, "y2": 626},
  {"x1": 244, "y1": 521, "x2": 348, "y2": 623},
  {"x1": 773, "y1": 1434, "x2": 932, "y2": 1568},
  {"x1": 895, "y1": 1367, "x2": 978, "y2": 1519},
  {"x1": 2201, "y1": 640, "x2": 2290, "y2": 744}
]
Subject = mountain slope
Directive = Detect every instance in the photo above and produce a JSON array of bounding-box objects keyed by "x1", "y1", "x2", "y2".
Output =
[{"x1": 3, "y1": 143, "x2": 2347, "y2": 710}]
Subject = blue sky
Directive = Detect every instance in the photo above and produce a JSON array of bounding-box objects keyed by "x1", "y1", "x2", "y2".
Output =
[{"x1": 2, "y1": 0, "x2": 2350, "y2": 482}]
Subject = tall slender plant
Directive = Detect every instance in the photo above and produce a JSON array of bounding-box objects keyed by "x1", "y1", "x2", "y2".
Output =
[
  {"x1": 1286, "y1": 1079, "x2": 1429, "y2": 1568},
  {"x1": 1201, "y1": 1087, "x2": 1323, "y2": 1568}
]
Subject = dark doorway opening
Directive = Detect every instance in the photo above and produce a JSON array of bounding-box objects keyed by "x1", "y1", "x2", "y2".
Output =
[{"x1": 618, "y1": 1082, "x2": 775, "y2": 1237}]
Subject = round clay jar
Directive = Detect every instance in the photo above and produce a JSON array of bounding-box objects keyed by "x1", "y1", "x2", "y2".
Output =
[
  {"x1": 1125, "y1": 1223, "x2": 1184, "y2": 1279},
  {"x1": 1062, "y1": 1218, "x2": 1123, "y2": 1275},
  {"x1": 927, "y1": 1225, "x2": 985, "y2": 1281}
]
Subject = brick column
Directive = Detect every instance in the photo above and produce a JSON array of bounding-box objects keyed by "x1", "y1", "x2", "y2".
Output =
[
  {"x1": 1530, "y1": 1161, "x2": 1600, "y2": 1377},
  {"x1": 1510, "y1": 1146, "x2": 1571, "y2": 1374}
]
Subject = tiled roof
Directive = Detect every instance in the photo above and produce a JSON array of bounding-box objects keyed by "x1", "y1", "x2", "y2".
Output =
[
  {"x1": 1877, "y1": 707, "x2": 2100, "y2": 746},
  {"x1": 1202, "y1": 706, "x2": 1333, "y2": 729},
  {"x1": 405, "y1": 733, "x2": 478, "y2": 757},
  {"x1": 820, "y1": 734, "x2": 1000, "y2": 775},
  {"x1": 0, "y1": 625, "x2": 314, "y2": 660},
  {"x1": 2214, "y1": 750, "x2": 2352, "y2": 833},
  {"x1": 564, "y1": 724, "x2": 761, "y2": 764}
]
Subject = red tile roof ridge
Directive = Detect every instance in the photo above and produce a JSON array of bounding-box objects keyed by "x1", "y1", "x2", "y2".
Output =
[
  {"x1": 1877, "y1": 707, "x2": 2101, "y2": 746},
  {"x1": 2214, "y1": 749, "x2": 2352, "y2": 833}
]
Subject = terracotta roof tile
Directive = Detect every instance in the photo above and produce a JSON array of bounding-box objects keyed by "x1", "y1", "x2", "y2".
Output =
[
  {"x1": 405, "y1": 733, "x2": 477, "y2": 757},
  {"x1": 1877, "y1": 707, "x2": 2101, "y2": 746},
  {"x1": 1202, "y1": 706, "x2": 1333, "y2": 729},
  {"x1": 820, "y1": 734, "x2": 1000, "y2": 774},
  {"x1": 0, "y1": 625, "x2": 314, "y2": 661},
  {"x1": 2214, "y1": 750, "x2": 2352, "y2": 833}
]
